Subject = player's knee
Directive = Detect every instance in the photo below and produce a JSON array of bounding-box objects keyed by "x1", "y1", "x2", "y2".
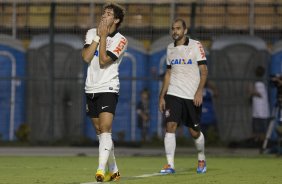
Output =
[
  {"x1": 190, "y1": 128, "x2": 201, "y2": 138},
  {"x1": 165, "y1": 122, "x2": 177, "y2": 133}
]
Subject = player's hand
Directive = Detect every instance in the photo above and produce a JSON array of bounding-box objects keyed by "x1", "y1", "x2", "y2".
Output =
[
  {"x1": 159, "y1": 97, "x2": 166, "y2": 113},
  {"x1": 194, "y1": 90, "x2": 203, "y2": 107},
  {"x1": 98, "y1": 18, "x2": 109, "y2": 37}
]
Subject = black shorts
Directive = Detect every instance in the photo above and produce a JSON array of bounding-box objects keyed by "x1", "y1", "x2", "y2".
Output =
[
  {"x1": 164, "y1": 94, "x2": 202, "y2": 131},
  {"x1": 252, "y1": 118, "x2": 268, "y2": 134},
  {"x1": 85, "y1": 92, "x2": 118, "y2": 118}
]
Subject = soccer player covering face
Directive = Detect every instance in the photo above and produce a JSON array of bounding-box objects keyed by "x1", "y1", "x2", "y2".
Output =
[
  {"x1": 159, "y1": 18, "x2": 208, "y2": 174},
  {"x1": 81, "y1": 3, "x2": 127, "y2": 182}
]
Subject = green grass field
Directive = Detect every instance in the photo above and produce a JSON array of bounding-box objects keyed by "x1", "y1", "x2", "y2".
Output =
[{"x1": 0, "y1": 155, "x2": 281, "y2": 184}]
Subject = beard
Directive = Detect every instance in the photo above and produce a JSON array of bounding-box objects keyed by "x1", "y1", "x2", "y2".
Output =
[{"x1": 172, "y1": 34, "x2": 184, "y2": 41}]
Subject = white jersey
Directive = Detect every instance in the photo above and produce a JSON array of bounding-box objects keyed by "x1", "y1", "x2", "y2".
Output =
[
  {"x1": 166, "y1": 38, "x2": 206, "y2": 99},
  {"x1": 84, "y1": 28, "x2": 128, "y2": 93},
  {"x1": 252, "y1": 81, "x2": 270, "y2": 118}
]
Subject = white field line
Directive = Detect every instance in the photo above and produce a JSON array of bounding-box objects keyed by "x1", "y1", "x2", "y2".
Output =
[
  {"x1": 80, "y1": 172, "x2": 166, "y2": 184},
  {"x1": 133, "y1": 172, "x2": 167, "y2": 178}
]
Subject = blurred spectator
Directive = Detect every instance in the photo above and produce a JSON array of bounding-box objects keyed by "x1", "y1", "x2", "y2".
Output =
[
  {"x1": 271, "y1": 74, "x2": 282, "y2": 107},
  {"x1": 136, "y1": 88, "x2": 150, "y2": 142},
  {"x1": 201, "y1": 80, "x2": 218, "y2": 138},
  {"x1": 249, "y1": 66, "x2": 270, "y2": 143},
  {"x1": 271, "y1": 75, "x2": 282, "y2": 140}
]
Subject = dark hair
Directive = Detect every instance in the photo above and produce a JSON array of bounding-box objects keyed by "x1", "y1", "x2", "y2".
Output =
[
  {"x1": 103, "y1": 3, "x2": 125, "y2": 28},
  {"x1": 173, "y1": 18, "x2": 187, "y2": 30},
  {"x1": 255, "y1": 66, "x2": 265, "y2": 77}
]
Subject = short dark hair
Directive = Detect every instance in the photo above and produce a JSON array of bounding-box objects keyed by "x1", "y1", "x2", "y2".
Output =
[
  {"x1": 173, "y1": 18, "x2": 187, "y2": 30},
  {"x1": 255, "y1": 66, "x2": 265, "y2": 77},
  {"x1": 103, "y1": 3, "x2": 125, "y2": 28}
]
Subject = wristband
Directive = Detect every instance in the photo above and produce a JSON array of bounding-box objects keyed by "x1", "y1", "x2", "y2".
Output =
[{"x1": 93, "y1": 36, "x2": 100, "y2": 43}]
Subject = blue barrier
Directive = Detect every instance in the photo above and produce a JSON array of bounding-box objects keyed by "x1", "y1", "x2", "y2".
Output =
[{"x1": 0, "y1": 34, "x2": 26, "y2": 141}]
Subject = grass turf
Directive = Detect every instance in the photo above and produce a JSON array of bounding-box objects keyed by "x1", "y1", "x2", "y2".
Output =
[{"x1": 0, "y1": 155, "x2": 281, "y2": 184}]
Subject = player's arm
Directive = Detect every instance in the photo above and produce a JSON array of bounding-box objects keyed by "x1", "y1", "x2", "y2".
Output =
[
  {"x1": 272, "y1": 76, "x2": 282, "y2": 86},
  {"x1": 97, "y1": 19, "x2": 117, "y2": 68},
  {"x1": 159, "y1": 67, "x2": 171, "y2": 113},
  {"x1": 99, "y1": 33, "x2": 114, "y2": 68},
  {"x1": 82, "y1": 42, "x2": 99, "y2": 64},
  {"x1": 82, "y1": 29, "x2": 99, "y2": 64},
  {"x1": 248, "y1": 83, "x2": 261, "y2": 97},
  {"x1": 194, "y1": 63, "x2": 208, "y2": 106}
]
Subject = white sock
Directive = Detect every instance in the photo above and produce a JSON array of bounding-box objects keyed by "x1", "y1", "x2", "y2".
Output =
[
  {"x1": 97, "y1": 135, "x2": 118, "y2": 173},
  {"x1": 108, "y1": 141, "x2": 118, "y2": 173},
  {"x1": 194, "y1": 132, "x2": 206, "y2": 161},
  {"x1": 97, "y1": 134, "x2": 101, "y2": 142},
  {"x1": 98, "y1": 133, "x2": 113, "y2": 172},
  {"x1": 164, "y1": 132, "x2": 176, "y2": 168}
]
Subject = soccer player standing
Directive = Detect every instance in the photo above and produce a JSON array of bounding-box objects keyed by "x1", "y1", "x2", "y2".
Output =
[
  {"x1": 159, "y1": 18, "x2": 208, "y2": 174},
  {"x1": 81, "y1": 3, "x2": 127, "y2": 182}
]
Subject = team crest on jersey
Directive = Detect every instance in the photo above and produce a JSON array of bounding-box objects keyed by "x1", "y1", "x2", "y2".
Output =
[
  {"x1": 165, "y1": 109, "x2": 170, "y2": 118},
  {"x1": 170, "y1": 58, "x2": 192, "y2": 65}
]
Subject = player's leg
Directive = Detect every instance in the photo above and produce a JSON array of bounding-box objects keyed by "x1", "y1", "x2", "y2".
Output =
[
  {"x1": 185, "y1": 99, "x2": 206, "y2": 173},
  {"x1": 86, "y1": 93, "x2": 107, "y2": 181},
  {"x1": 94, "y1": 121, "x2": 119, "y2": 182},
  {"x1": 107, "y1": 140, "x2": 120, "y2": 181},
  {"x1": 189, "y1": 128, "x2": 206, "y2": 173},
  {"x1": 160, "y1": 121, "x2": 177, "y2": 174},
  {"x1": 96, "y1": 93, "x2": 119, "y2": 182},
  {"x1": 95, "y1": 112, "x2": 114, "y2": 181},
  {"x1": 160, "y1": 95, "x2": 182, "y2": 174}
]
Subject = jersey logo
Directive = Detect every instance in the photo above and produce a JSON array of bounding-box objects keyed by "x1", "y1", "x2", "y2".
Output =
[
  {"x1": 113, "y1": 37, "x2": 127, "y2": 55},
  {"x1": 170, "y1": 58, "x2": 192, "y2": 65},
  {"x1": 94, "y1": 50, "x2": 98, "y2": 56},
  {"x1": 165, "y1": 109, "x2": 170, "y2": 118}
]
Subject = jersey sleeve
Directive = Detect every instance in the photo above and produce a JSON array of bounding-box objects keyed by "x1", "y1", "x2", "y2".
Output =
[
  {"x1": 84, "y1": 28, "x2": 97, "y2": 45},
  {"x1": 166, "y1": 46, "x2": 171, "y2": 66},
  {"x1": 196, "y1": 41, "x2": 207, "y2": 62},
  {"x1": 107, "y1": 36, "x2": 128, "y2": 61}
]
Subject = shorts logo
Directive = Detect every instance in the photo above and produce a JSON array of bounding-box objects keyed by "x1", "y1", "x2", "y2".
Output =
[
  {"x1": 165, "y1": 109, "x2": 170, "y2": 118},
  {"x1": 102, "y1": 106, "x2": 109, "y2": 110},
  {"x1": 86, "y1": 104, "x2": 89, "y2": 112}
]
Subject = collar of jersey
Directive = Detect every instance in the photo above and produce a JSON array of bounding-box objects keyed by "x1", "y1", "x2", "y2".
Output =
[
  {"x1": 108, "y1": 30, "x2": 118, "y2": 37},
  {"x1": 174, "y1": 37, "x2": 189, "y2": 47}
]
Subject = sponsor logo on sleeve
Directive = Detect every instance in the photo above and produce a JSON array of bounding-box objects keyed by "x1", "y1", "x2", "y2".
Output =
[
  {"x1": 113, "y1": 37, "x2": 127, "y2": 55},
  {"x1": 197, "y1": 42, "x2": 206, "y2": 59}
]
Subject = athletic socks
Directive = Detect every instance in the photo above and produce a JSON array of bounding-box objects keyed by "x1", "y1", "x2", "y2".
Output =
[
  {"x1": 97, "y1": 133, "x2": 118, "y2": 173},
  {"x1": 194, "y1": 131, "x2": 206, "y2": 161},
  {"x1": 164, "y1": 132, "x2": 176, "y2": 168},
  {"x1": 108, "y1": 142, "x2": 118, "y2": 173},
  {"x1": 98, "y1": 133, "x2": 113, "y2": 172}
]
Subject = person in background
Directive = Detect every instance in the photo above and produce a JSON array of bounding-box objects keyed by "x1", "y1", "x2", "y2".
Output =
[
  {"x1": 270, "y1": 75, "x2": 282, "y2": 138},
  {"x1": 249, "y1": 66, "x2": 270, "y2": 144},
  {"x1": 136, "y1": 88, "x2": 150, "y2": 142},
  {"x1": 201, "y1": 80, "x2": 218, "y2": 138}
]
